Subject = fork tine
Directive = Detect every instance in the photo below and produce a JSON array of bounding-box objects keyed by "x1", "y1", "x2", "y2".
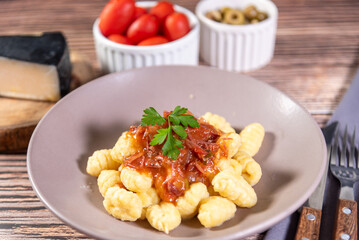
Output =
[
  {"x1": 340, "y1": 125, "x2": 348, "y2": 167},
  {"x1": 355, "y1": 127, "x2": 358, "y2": 169},
  {"x1": 331, "y1": 125, "x2": 340, "y2": 166},
  {"x1": 349, "y1": 126, "x2": 356, "y2": 168}
]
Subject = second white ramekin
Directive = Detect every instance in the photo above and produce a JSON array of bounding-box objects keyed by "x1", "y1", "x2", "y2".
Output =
[
  {"x1": 93, "y1": 1, "x2": 200, "y2": 73},
  {"x1": 196, "y1": 0, "x2": 278, "y2": 72}
]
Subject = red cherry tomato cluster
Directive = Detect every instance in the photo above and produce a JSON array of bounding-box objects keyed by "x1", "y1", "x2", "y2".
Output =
[{"x1": 99, "y1": 0, "x2": 191, "y2": 46}]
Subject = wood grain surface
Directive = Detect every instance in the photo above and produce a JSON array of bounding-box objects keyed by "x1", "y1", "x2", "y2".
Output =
[
  {"x1": 0, "y1": 0, "x2": 359, "y2": 239},
  {"x1": 0, "y1": 99, "x2": 54, "y2": 152},
  {"x1": 294, "y1": 206, "x2": 322, "y2": 240},
  {"x1": 333, "y1": 199, "x2": 357, "y2": 240}
]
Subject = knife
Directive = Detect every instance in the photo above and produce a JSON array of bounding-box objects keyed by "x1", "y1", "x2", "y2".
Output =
[{"x1": 294, "y1": 122, "x2": 338, "y2": 240}]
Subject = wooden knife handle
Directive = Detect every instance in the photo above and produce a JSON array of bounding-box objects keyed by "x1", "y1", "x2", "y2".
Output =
[
  {"x1": 295, "y1": 206, "x2": 322, "y2": 240},
  {"x1": 333, "y1": 199, "x2": 357, "y2": 240}
]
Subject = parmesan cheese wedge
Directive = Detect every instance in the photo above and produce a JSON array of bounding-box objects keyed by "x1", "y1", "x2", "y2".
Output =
[{"x1": 0, "y1": 32, "x2": 71, "y2": 101}]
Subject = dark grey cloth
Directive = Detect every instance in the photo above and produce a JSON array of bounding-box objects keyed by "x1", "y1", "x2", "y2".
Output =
[{"x1": 264, "y1": 69, "x2": 359, "y2": 240}]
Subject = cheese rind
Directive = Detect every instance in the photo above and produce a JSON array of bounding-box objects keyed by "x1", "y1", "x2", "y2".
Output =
[{"x1": 0, "y1": 32, "x2": 71, "y2": 101}]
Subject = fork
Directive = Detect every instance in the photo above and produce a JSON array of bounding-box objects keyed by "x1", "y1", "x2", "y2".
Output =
[{"x1": 330, "y1": 125, "x2": 358, "y2": 240}]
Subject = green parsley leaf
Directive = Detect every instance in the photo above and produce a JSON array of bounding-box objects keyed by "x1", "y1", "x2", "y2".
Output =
[
  {"x1": 169, "y1": 106, "x2": 199, "y2": 128},
  {"x1": 163, "y1": 132, "x2": 183, "y2": 160},
  {"x1": 140, "y1": 106, "x2": 200, "y2": 160},
  {"x1": 169, "y1": 115, "x2": 180, "y2": 125},
  {"x1": 150, "y1": 128, "x2": 169, "y2": 145},
  {"x1": 141, "y1": 107, "x2": 166, "y2": 126},
  {"x1": 172, "y1": 125, "x2": 187, "y2": 139},
  {"x1": 171, "y1": 106, "x2": 188, "y2": 116},
  {"x1": 177, "y1": 115, "x2": 200, "y2": 128}
]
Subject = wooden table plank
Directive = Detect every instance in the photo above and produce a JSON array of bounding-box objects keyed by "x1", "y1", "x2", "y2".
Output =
[{"x1": 0, "y1": 0, "x2": 359, "y2": 239}]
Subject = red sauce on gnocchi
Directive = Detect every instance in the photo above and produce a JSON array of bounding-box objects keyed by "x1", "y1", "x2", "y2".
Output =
[{"x1": 123, "y1": 114, "x2": 223, "y2": 203}]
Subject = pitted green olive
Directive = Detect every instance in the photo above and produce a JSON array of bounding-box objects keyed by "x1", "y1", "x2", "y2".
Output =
[
  {"x1": 205, "y1": 10, "x2": 222, "y2": 22},
  {"x1": 243, "y1": 5, "x2": 258, "y2": 20},
  {"x1": 223, "y1": 9, "x2": 245, "y2": 25}
]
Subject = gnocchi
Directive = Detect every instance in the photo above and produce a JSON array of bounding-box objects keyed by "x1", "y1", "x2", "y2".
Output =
[
  {"x1": 103, "y1": 186, "x2": 142, "y2": 221},
  {"x1": 176, "y1": 182, "x2": 209, "y2": 219},
  {"x1": 197, "y1": 196, "x2": 236, "y2": 228},
  {"x1": 86, "y1": 110, "x2": 264, "y2": 234},
  {"x1": 212, "y1": 169, "x2": 257, "y2": 208},
  {"x1": 216, "y1": 157, "x2": 243, "y2": 176},
  {"x1": 97, "y1": 170, "x2": 122, "y2": 197},
  {"x1": 111, "y1": 131, "x2": 141, "y2": 164},
  {"x1": 146, "y1": 202, "x2": 181, "y2": 234},
  {"x1": 234, "y1": 151, "x2": 262, "y2": 186},
  {"x1": 201, "y1": 112, "x2": 235, "y2": 133},
  {"x1": 238, "y1": 123, "x2": 265, "y2": 157},
  {"x1": 217, "y1": 132, "x2": 241, "y2": 158},
  {"x1": 120, "y1": 167, "x2": 152, "y2": 193},
  {"x1": 137, "y1": 187, "x2": 160, "y2": 219},
  {"x1": 86, "y1": 149, "x2": 120, "y2": 177}
]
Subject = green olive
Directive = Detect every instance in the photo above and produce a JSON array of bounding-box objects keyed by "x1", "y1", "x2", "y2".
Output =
[
  {"x1": 206, "y1": 5, "x2": 268, "y2": 25},
  {"x1": 205, "y1": 10, "x2": 222, "y2": 22},
  {"x1": 256, "y1": 11, "x2": 268, "y2": 21},
  {"x1": 243, "y1": 5, "x2": 258, "y2": 20},
  {"x1": 223, "y1": 9, "x2": 245, "y2": 25}
]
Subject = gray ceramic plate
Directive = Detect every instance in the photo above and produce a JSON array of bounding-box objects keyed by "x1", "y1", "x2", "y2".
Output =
[{"x1": 27, "y1": 66, "x2": 327, "y2": 240}]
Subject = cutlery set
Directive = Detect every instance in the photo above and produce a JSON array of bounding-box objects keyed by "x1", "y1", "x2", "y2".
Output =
[
  {"x1": 294, "y1": 123, "x2": 337, "y2": 240},
  {"x1": 295, "y1": 68, "x2": 359, "y2": 240}
]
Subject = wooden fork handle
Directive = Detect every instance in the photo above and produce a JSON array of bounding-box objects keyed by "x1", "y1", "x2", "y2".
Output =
[
  {"x1": 333, "y1": 199, "x2": 357, "y2": 240},
  {"x1": 294, "y1": 206, "x2": 322, "y2": 240}
]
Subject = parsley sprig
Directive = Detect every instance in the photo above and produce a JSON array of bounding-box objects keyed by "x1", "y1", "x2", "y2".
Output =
[{"x1": 140, "y1": 106, "x2": 199, "y2": 160}]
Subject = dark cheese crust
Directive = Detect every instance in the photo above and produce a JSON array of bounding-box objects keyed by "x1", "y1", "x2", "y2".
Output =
[{"x1": 0, "y1": 32, "x2": 72, "y2": 97}]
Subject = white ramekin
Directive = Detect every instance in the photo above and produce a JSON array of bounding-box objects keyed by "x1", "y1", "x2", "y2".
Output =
[
  {"x1": 93, "y1": 1, "x2": 199, "y2": 73},
  {"x1": 196, "y1": 0, "x2": 278, "y2": 72}
]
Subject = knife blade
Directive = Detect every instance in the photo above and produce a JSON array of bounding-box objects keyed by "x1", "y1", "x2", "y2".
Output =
[{"x1": 294, "y1": 122, "x2": 338, "y2": 240}]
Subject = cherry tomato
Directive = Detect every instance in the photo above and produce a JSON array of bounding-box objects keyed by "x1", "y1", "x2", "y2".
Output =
[
  {"x1": 133, "y1": 6, "x2": 147, "y2": 20},
  {"x1": 108, "y1": 34, "x2": 133, "y2": 45},
  {"x1": 127, "y1": 14, "x2": 159, "y2": 44},
  {"x1": 137, "y1": 36, "x2": 169, "y2": 46},
  {"x1": 149, "y1": 1, "x2": 175, "y2": 25},
  {"x1": 164, "y1": 12, "x2": 190, "y2": 41},
  {"x1": 99, "y1": 0, "x2": 135, "y2": 36}
]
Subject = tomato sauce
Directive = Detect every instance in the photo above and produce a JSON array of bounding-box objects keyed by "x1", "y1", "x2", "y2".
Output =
[{"x1": 123, "y1": 116, "x2": 223, "y2": 203}]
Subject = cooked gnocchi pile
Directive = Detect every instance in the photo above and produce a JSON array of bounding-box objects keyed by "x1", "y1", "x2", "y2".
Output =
[{"x1": 86, "y1": 107, "x2": 264, "y2": 234}]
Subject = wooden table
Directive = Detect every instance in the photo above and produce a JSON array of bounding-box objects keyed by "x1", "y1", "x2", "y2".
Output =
[{"x1": 1, "y1": 0, "x2": 358, "y2": 239}]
